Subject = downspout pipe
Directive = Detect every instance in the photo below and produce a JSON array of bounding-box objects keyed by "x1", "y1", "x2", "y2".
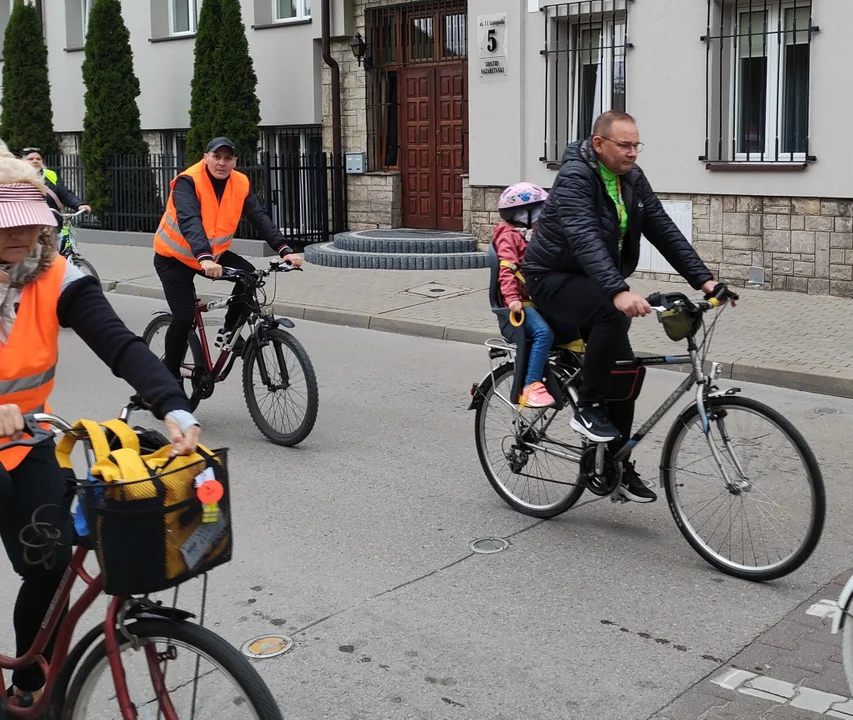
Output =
[{"x1": 321, "y1": 0, "x2": 344, "y2": 233}]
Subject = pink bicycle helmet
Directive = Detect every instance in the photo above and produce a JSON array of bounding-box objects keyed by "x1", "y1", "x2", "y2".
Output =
[{"x1": 498, "y1": 182, "x2": 549, "y2": 227}]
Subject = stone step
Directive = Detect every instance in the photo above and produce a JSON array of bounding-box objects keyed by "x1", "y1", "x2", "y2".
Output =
[
  {"x1": 305, "y1": 241, "x2": 488, "y2": 270},
  {"x1": 333, "y1": 229, "x2": 478, "y2": 254}
]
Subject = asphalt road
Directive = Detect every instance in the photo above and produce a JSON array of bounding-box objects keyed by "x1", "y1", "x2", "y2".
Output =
[{"x1": 2, "y1": 293, "x2": 852, "y2": 719}]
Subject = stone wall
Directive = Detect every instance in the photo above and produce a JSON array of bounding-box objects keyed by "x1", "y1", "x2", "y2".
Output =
[
  {"x1": 468, "y1": 184, "x2": 853, "y2": 298},
  {"x1": 347, "y1": 172, "x2": 402, "y2": 230}
]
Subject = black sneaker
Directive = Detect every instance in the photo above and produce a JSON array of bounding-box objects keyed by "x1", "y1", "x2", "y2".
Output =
[
  {"x1": 619, "y1": 461, "x2": 657, "y2": 503},
  {"x1": 214, "y1": 327, "x2": 233, "y2": 350},
  {"x1": 570, "y1": 403, "x2": 620, "y2": 442}
]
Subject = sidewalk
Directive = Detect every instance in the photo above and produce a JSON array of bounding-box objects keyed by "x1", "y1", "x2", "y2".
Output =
[
  {"x1": 654, "y1": 571, "x2": 853, "y2": 720},
  {"x1": 83, "y1": 243, "x2": 853, "y2": 398}
]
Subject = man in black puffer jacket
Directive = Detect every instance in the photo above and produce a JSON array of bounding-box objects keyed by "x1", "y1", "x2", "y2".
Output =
[{"x1": 523, "y1": 111, "x2": 718, "y2": 503}]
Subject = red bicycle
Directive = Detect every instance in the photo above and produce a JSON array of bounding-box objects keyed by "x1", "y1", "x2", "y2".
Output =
[
  {"x1": 0, "y1": 401, "x2": 284, "y2": 719},
  {"x1": 143, "y1": 261, "x2": 318, "y2": 447}
]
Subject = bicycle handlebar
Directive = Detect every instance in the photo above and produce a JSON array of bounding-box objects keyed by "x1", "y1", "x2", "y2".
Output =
[
  {"x1": 0, "y1": 397, "x2": 143, "y2": 453},
  {"x1": 211, "y1": 261, "x2": 302, "y2": 283},
  {"x1": 646, "y1": 283, "x2": 739, "y2": 313}
]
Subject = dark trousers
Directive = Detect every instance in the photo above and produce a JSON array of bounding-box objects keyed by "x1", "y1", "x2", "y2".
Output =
[
  {"x1": 527, "y1": 272, "x2": 635, "y2": 450},
  {"x1": 153, "y1": 252, "x2": 255, "y2": 378},
  {"x1": 0, "y1": 442, "x2": 73, "y2": 691}
]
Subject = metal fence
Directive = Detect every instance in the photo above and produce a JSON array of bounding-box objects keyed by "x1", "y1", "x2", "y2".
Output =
[{"x1": 45, "y1": 152, "x2": 347, "y2": 246}]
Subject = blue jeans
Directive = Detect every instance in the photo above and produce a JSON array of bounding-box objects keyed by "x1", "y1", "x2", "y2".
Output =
[{"x1": 522, "y1": 308, "x2": 579, "y2": 386}]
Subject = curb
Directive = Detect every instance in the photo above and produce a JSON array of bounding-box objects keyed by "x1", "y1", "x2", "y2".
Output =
[{"x1": 108, "y1": 279, "x2": 853, "y2": 399}]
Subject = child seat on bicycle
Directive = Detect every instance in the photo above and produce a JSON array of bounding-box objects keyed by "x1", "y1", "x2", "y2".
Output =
[{"x1": 491, "y1": 183, "x2": 583, "y2": 409}]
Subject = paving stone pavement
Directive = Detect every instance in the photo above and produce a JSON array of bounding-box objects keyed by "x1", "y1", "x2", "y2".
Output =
[
  {"x1": 654, "y1": 572, "x2": 853, "y2": 720},
  {"x1": 81, "y1": 242, "x2": 853, "y2": 397}
]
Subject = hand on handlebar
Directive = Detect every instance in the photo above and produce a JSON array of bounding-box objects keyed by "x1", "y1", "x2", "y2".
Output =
[
  {"x1": 200, "y1": 260, "x2": 223, "y2": 278},
  {"x1": 281, "y1": 253, "x2": 303, "y2": 269},
  {"x1": 0, "y1": 404, "x2": 25, "y2": 440},
  {"x1": 163, "y1": 416, "x2": 201, "y2": 456},
  {"x1": 703, "y1": 280, "x2": 738, "y2": 308},
  {"x1": 614, "y1": 290, "x2": 652, "y2": 318},
  {"x1": 78, "y1": 205, "x2": 91, "y2": 214}
]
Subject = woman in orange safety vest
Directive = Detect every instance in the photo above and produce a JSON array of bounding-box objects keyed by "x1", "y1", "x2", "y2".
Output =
[{"x1": 0, "y1": 152, "x2": 201, "y2": 709}]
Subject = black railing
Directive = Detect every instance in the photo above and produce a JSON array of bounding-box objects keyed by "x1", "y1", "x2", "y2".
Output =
[
  {"x1": 701, "y1": 0, "x2": 817, "y2": 164},
  {"x1": 541, "y1": 0, "x2": 630, "y2": 164},
  {"x1": 43, "y1": 152, "x2": 346, "y2": 246}
]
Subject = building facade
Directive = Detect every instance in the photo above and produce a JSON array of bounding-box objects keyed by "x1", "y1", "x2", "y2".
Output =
[
  {"x1": 326, "y1": 0, "x2": 853, "y2": 296},
  {"x1": 0, "y1": 0, "x2": 329, "y2": 158}
]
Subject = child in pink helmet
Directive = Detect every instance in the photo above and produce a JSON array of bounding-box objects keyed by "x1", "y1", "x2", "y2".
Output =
[{"x1": 494, "y1": 182, "x2": 576, "y2": 408}]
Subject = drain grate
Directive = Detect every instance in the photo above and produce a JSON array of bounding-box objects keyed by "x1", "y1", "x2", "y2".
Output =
[
  {"x1": 470, "y1": 537, "x2": 509, "y2": 554},
  {"x1": 240, "y1": 635, "x2": 294, "y2": 659},
  {"x1": 404, "y1": 282, "x2": 470, "y2": 299}
]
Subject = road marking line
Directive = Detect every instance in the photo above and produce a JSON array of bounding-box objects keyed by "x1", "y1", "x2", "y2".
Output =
[
  {"x1": 807, "y1": 599, "x2": 840, "y2": 619},
  {"x1": 711, "y1": 668, "x2": 757, "y2": 690}
]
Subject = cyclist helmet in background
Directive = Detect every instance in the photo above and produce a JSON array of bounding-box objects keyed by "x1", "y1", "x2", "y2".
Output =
[{"x1": 498, "y1": 182, "x2": 549, "y2": 229}]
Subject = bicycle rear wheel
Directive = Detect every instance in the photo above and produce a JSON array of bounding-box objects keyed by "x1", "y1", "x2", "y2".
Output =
[
  {"x1": 661, "y1": 395, "x2": 825, "y2": 581},
  {"x1": 242, "y1": 327, "x2": 318, "y2": 446},
  {"x1": 62, "y1": 619, "x2": 283, "y2": 719},
  {"x1": 143, "y1": 314, "x2": 205, "y2": 412},
  {"x1": 474, "y1": 362, "x2": 585, "y2": 518}
]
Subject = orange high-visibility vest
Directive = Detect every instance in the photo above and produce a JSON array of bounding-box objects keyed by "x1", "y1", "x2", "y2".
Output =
[
  {"x1": 153, "y1": 160, "x2": 250, "y2": 271},
  {"x1": 0, "y1": 255, "x2": 66, "y2": 471}
]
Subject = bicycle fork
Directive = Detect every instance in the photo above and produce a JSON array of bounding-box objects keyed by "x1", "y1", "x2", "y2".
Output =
[
  {"x1": 251, "y1": 322, "x2": 290, "y2": 392},
  {"x1": 697, "y1": 362, "x2": 750, "y2": 493}
]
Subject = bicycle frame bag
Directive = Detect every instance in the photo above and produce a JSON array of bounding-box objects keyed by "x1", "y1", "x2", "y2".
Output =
[{"x1": 56, "y1": 419, "x2": 232, "y2": 596}]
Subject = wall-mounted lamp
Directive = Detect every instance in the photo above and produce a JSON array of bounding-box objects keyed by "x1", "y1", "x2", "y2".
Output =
[{"x1": 350, "y1": 32, "x2": 367, "y2": 67}]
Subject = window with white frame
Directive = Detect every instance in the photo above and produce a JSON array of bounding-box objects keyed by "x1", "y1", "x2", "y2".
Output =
[
  {"x1": 702, "y1": 0, "x2": 815, "y2": 164},
  {"x1": 82, "y1": 0, "x2": 94, "y2": 37},
  {"x1": 170, "y1": 0, "x2": 199, "y2": 35},
  {"x1": 542, "y1": 1, "x2": 629, "y2": 163},
  {"x1": 274, "y1": 0, "x2": 311, "y2": 23}
]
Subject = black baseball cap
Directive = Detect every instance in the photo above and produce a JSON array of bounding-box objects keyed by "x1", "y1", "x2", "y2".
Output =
[{"x1": 205, "y1": 137, "x2": 236, "y2": 153}]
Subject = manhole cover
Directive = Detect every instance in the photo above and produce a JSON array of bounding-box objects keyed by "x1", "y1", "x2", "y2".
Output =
[
  {"x1": 241, "y1": 635, "x2": 293, "y2": 659},
  {"x1": 470, "y1": 537, "x2": 509, "y2": 554},
  {"x1": 731, "y1": 437, "x2": 761, "y2": 447},
  {"x1": 816, "y1": 408, "x2": 840, "y2": 415},
  {"x1": 405, "y1": 283, "x2": 469, "y2": 299}
]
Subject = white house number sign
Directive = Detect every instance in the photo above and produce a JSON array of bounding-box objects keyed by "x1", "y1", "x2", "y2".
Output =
[{"x1": 477, "y1": 13, "x2": 508, "y2": 78}]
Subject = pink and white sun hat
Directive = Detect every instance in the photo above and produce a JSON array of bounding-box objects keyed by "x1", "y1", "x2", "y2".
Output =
[{"x1": 0, "y1": 183, "x2": 57, "y2": 229}]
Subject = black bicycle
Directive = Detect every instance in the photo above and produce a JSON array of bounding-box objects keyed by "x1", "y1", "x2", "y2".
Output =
[
  {"x1": 470, "y1": 285, "x2": 825, "y2": 581},
  {"x1": 143, "y1": 261, "x2": 319, "y2": 447}
]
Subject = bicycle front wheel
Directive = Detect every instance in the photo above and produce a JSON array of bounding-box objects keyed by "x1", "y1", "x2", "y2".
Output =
[
  {"x1": 474, "y1": 362, "x2": 585, "y2": 518},
  {"x1": 661, "y1": 395, "x2": 825, "y2": 581},
  {"x1": 242, "y1": 327, "x2": 318, "y2": 446},
  {"x1": 71, "y1": 255, "x2": 101, "y2": 286},
  {"x1": 143, "y1": 314, "x2": 205, "y2": 412},
  {"x1": 62, "y1": 619, "x2": 284, "y2": 719}
]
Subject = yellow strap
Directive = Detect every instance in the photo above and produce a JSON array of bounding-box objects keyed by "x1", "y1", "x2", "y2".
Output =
[
  {"x1": 522, "y1": 301, "x2": 536, "y2": 308},
  {"x1": 55, "y1": 419, "x2": 113, "y2": 471},
  {"x1": 100, "y1": 419, "x2": 141, "y2": 454},
  {"x1": 499, "y1": 259, "x2": 526, "y2": 285}
]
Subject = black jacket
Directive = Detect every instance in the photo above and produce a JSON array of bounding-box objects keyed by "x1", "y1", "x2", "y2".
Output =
[
  {"x1": 44, "y1": 173, "x2": 84, "y2": 230},
  {"x1": 57, "y1": 275, "x2": 190, "y2": 418},
  {"x1": 173, "y1": 169, "x2": 293, "y2": 263},
  {"x1": 523, "y1": 139, "x2": 713, "y2": 299}
]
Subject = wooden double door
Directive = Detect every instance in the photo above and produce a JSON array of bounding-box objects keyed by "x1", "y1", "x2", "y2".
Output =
[{"x1": 400, "y1": 63, "x2": 467, "y2": 231}]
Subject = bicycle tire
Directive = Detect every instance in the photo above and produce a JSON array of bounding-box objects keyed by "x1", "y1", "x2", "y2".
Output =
[
  {"x1": 70, "y1": 256, "x2": 101, "y2": 287},
  {"x1": 661, "y1": 395, "x2": 825, "y2": 581},
  {"x1": 142, "y1": 314, "x2": 205, "y2": 412},
  {"x1": 242, "y1": 327, "x2": 318, "y2": 446},
  {"x1": 62, "y1": 619, "x2": 284, "y2": 720},
  {"x1": 474, "y1": 361, "x2": 585, "y2": 519}
]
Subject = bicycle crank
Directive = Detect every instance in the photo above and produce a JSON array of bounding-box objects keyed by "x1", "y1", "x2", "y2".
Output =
[
  {"x1": 191, "y1": 367, "x2": 216, "y2": 400},
  {"x1": 578, "y1": 445, "x2": 621, "y2": 496}
]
